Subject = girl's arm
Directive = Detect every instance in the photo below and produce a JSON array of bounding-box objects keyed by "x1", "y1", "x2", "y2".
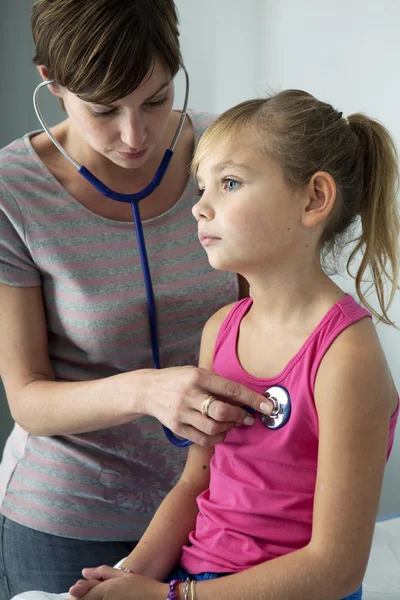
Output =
[
  {"x1": 102, "y1": 305, "x2": 236, "y2": 580},
  {"x1": 0, "y1": 284, "x2": 263, "y2": 441},
  {"x1": 68, "y1": 306, "x2": 234, "y2": 597},
  {"x1": 117, "y1": 443, "x2": 214, "y2": 581},
  {"x1": 180, "y1": 317, "x2": 396, "y2": 600}
]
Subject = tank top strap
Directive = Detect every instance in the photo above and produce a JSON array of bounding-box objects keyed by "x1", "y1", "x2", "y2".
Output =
[
  {"x1": 213, "y1": 298, "x2": 253, "y2": 364},
  {"x1": 309, "y1": 294, "x2": 371, "y2": 391}
]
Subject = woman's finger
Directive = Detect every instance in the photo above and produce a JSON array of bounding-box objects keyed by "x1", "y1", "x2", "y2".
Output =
[
  {"x1": 177, "y1": 422, "x2": 227, "y2": 447},
  {"x1": 202, "y1": 397, "x2": 256, "y2": 426},
  {"x1": 81, "y1": 565, "x2": 124, "y2": 580},
  {"x1": 69, "y1": 579, "x2": 101, "y2": 598},
  {"x1": 200, "y1": 370, "x2": 273, "y2": 415},
  {"x1": 186, "y1": 400, "x2": 255, "y2": 435}
]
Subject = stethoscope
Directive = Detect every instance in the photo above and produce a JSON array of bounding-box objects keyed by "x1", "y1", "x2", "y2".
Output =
[
  {"x1": 33, "y1": 64, "x2": 291, "y2": 447},
  {"x1": 247, "y1": 386, "x2": 291, "y2": 430}
]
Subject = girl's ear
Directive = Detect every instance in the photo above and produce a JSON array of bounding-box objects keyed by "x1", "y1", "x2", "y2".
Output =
[
  {"x1": 36, "y1": 65, "x2": 62, "y2": 97},
  {"x1": 301, "y1": 171, "x2": 337, "y2": 228}
]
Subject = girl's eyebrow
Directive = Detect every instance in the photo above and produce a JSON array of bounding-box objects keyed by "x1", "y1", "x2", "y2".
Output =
[{"x1": 213, "y1": 160, "x2": 253, "y2": 173}]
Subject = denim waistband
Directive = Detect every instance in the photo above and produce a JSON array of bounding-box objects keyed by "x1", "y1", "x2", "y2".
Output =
[{"x1": 167, "y1": 565, "x2": 362, "y2": 598}]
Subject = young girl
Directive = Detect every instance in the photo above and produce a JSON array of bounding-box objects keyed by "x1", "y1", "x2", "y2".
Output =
[
  {"x1": 0, "y1": 1, "x2": 266, "y2": 594},
  {"x1": 50, "y1": 90, "x2": 400, "y2": 599}
]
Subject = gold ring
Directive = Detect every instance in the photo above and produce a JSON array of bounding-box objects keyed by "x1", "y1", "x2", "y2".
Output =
[{"x1": 200, "y1": 394, "x2": 216, "y2": 417}]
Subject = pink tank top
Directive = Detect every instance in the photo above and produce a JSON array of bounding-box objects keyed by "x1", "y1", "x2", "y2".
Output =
[{"x1": 180, "y1": 295, "x2": 399, "y2": 574}]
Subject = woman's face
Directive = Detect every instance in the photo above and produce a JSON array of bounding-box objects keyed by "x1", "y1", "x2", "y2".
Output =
[{"x1": 57, "y1": 58, "x2": 175, "y2": 169}]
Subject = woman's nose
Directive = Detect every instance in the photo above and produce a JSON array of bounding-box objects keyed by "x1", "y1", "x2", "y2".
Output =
[{"x1": 120, "y1": 113, "x2": 146, "y2": 149}]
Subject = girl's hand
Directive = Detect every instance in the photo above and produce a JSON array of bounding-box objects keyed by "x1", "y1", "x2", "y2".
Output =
[
  {"x1": 143, "y1": 365, "x2": 272, "y2": 446},
  {"x1": 69, "y1": 570, "x2": 168, "y2": 600},
  {"x1": 69, "y1": 566, "x2": 132, "y2": 598}
]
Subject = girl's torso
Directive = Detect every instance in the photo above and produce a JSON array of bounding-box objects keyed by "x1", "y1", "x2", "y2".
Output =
[{"x1": 180, "y1": 295, "x2": 399, "y2": 574}]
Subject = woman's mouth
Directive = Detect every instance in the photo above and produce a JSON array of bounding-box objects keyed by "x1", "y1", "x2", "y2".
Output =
[{"x1": 117, "y1": 148, "x2": 148, "y2": 160}]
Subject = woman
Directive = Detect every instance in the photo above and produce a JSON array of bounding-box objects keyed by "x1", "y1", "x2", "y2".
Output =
[{"x1": 0, "y1": 1, "x2": 269, "y2": 596}]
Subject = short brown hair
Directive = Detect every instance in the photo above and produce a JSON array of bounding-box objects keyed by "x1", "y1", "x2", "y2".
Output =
[
  {"x1": 31, "y1": 0, "x2": 182, "y2": 105},
  {"x1": 193, "y1": 91, "x2": 400, "y2": 325}
]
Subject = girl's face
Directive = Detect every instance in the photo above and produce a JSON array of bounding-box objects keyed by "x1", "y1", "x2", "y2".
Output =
[
  {"x1": 192, "y1": 139, "x2": 310, "y2": 277},
  {"x1": 56, "y1": 59, "x2": 175, "y2": 169}
]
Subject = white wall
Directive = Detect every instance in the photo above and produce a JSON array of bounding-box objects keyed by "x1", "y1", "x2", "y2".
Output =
[
  {"x1": 175, "y1": 0, "x2": 265, "y2": 112},
  {"x1": 175, "y1": 0, "x2": 400, "y2": 515}
]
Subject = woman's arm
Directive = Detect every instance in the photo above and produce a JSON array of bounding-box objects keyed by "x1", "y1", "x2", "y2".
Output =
[
  {"x1": 0, "y1": 284, "x2": 267, "y2": 441},
  {"x1": 177, "y1": 317, "x2": 396, "y2": 600}
]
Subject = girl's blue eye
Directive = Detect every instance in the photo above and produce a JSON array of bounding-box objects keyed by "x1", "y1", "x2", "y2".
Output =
[{"x1": 224, "y1": 179, "x2": 241, "y2": 191}]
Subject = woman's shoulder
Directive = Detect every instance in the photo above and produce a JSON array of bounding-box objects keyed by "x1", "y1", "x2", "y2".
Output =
[
  {"x1": 0, "y1": 134, "x2": 32, "y2": 163},
  {"x1": 0, "y1": 132, "x2": 45, "y2": 182},
  {"x1": 187, "y1": 110, "x2": 218, "y2": 141}
]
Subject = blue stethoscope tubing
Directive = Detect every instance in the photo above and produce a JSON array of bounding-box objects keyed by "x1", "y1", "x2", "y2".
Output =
[{"x1": 33, "y1": 64, "x2": 192, "y2": 447}]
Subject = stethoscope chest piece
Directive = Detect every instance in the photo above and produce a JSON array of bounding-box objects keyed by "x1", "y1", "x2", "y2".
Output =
[{"x1": 260, "y1": 385, "x2": 291, "y2": 430}]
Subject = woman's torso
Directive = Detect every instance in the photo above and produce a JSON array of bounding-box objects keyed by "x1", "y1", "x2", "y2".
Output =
[{"x1": 0, "y1": 110, "x2": 240, "y2": 540}]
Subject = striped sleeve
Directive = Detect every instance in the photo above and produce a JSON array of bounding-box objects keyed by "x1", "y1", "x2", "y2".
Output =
[{"x1": 0, "y1": 181, "x2": 41, "y2": 286}]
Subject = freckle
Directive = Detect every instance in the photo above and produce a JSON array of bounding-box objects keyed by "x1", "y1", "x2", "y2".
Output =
[
  {"x1": 202, "y1": 465, "x2": 207, "y2": 470},
  {"x1": 287, "y1": 228, "x2": 290, "y2": 231},
  {"x1": 306, "y1": 245, "x2": 309, "y2": 248}
]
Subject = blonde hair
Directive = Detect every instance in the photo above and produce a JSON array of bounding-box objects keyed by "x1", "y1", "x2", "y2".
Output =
[
  {"x1": 31, "y1": 0, "x2": 181, "y2": 106},
  {"x1": 192, "y1": 91, "x2": 400, "y2": 325}
]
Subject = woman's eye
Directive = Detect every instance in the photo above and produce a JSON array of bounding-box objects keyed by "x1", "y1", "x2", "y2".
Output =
[
  {"x1": 196, "y1": 188, "x2": 205, "y2": 198},
  {"x1": 91, "y1": 108, "x2": 118, "y2": 119},
  {"x1": 224, "y1": 179, "x2": 241, "y2": 191},
  {"x1": 145, "y1": 97, "x2": 169, "y2": 108}
]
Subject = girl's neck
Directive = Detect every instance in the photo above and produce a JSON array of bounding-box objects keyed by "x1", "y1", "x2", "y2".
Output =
[{"x1": 245, "y1": 266, "x2": 344, "y2": 328}]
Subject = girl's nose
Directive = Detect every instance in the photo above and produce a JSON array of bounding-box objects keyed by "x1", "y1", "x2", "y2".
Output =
[{"x1": 192, "y1": 192, "x2": 214, "y2": 221}]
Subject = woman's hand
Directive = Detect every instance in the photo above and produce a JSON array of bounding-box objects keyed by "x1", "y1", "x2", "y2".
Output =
[
  {"x1": 142, "y1": 365, "x2": 272, "y2": 446},
  {"x1": 68, "y1": 567, "x2": 168, "y2": 600}
]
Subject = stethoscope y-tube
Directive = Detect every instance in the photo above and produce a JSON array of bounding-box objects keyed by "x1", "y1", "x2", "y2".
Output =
[{"x1": 33, "y1": 65, "x2": 193, "y2": 447}]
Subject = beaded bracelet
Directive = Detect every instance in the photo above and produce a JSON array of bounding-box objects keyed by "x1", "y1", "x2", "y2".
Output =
[
  {"x1": 183, "y1": 578, "x2": 190, "y2": 600},
  {"x1": 167, "y1": 579, "x2": 184, "y2": 600}
]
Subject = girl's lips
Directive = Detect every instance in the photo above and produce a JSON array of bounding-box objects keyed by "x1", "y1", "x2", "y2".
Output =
[{"x1": 198, "y1": 232, "x2": 221, "y2": 247}]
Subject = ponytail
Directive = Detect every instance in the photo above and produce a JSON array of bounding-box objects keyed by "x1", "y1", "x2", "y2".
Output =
[{"x1": 347, "y1": 115, "x2": 399, "y2": 325}]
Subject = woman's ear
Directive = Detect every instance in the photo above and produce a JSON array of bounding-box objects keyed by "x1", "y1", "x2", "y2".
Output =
[
  {"x1": 301, "y1": 171, "x2": 337, "y2": 229},
  {"x1": 36, "y1": 65, "x2": 62, "y2": 97}
]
